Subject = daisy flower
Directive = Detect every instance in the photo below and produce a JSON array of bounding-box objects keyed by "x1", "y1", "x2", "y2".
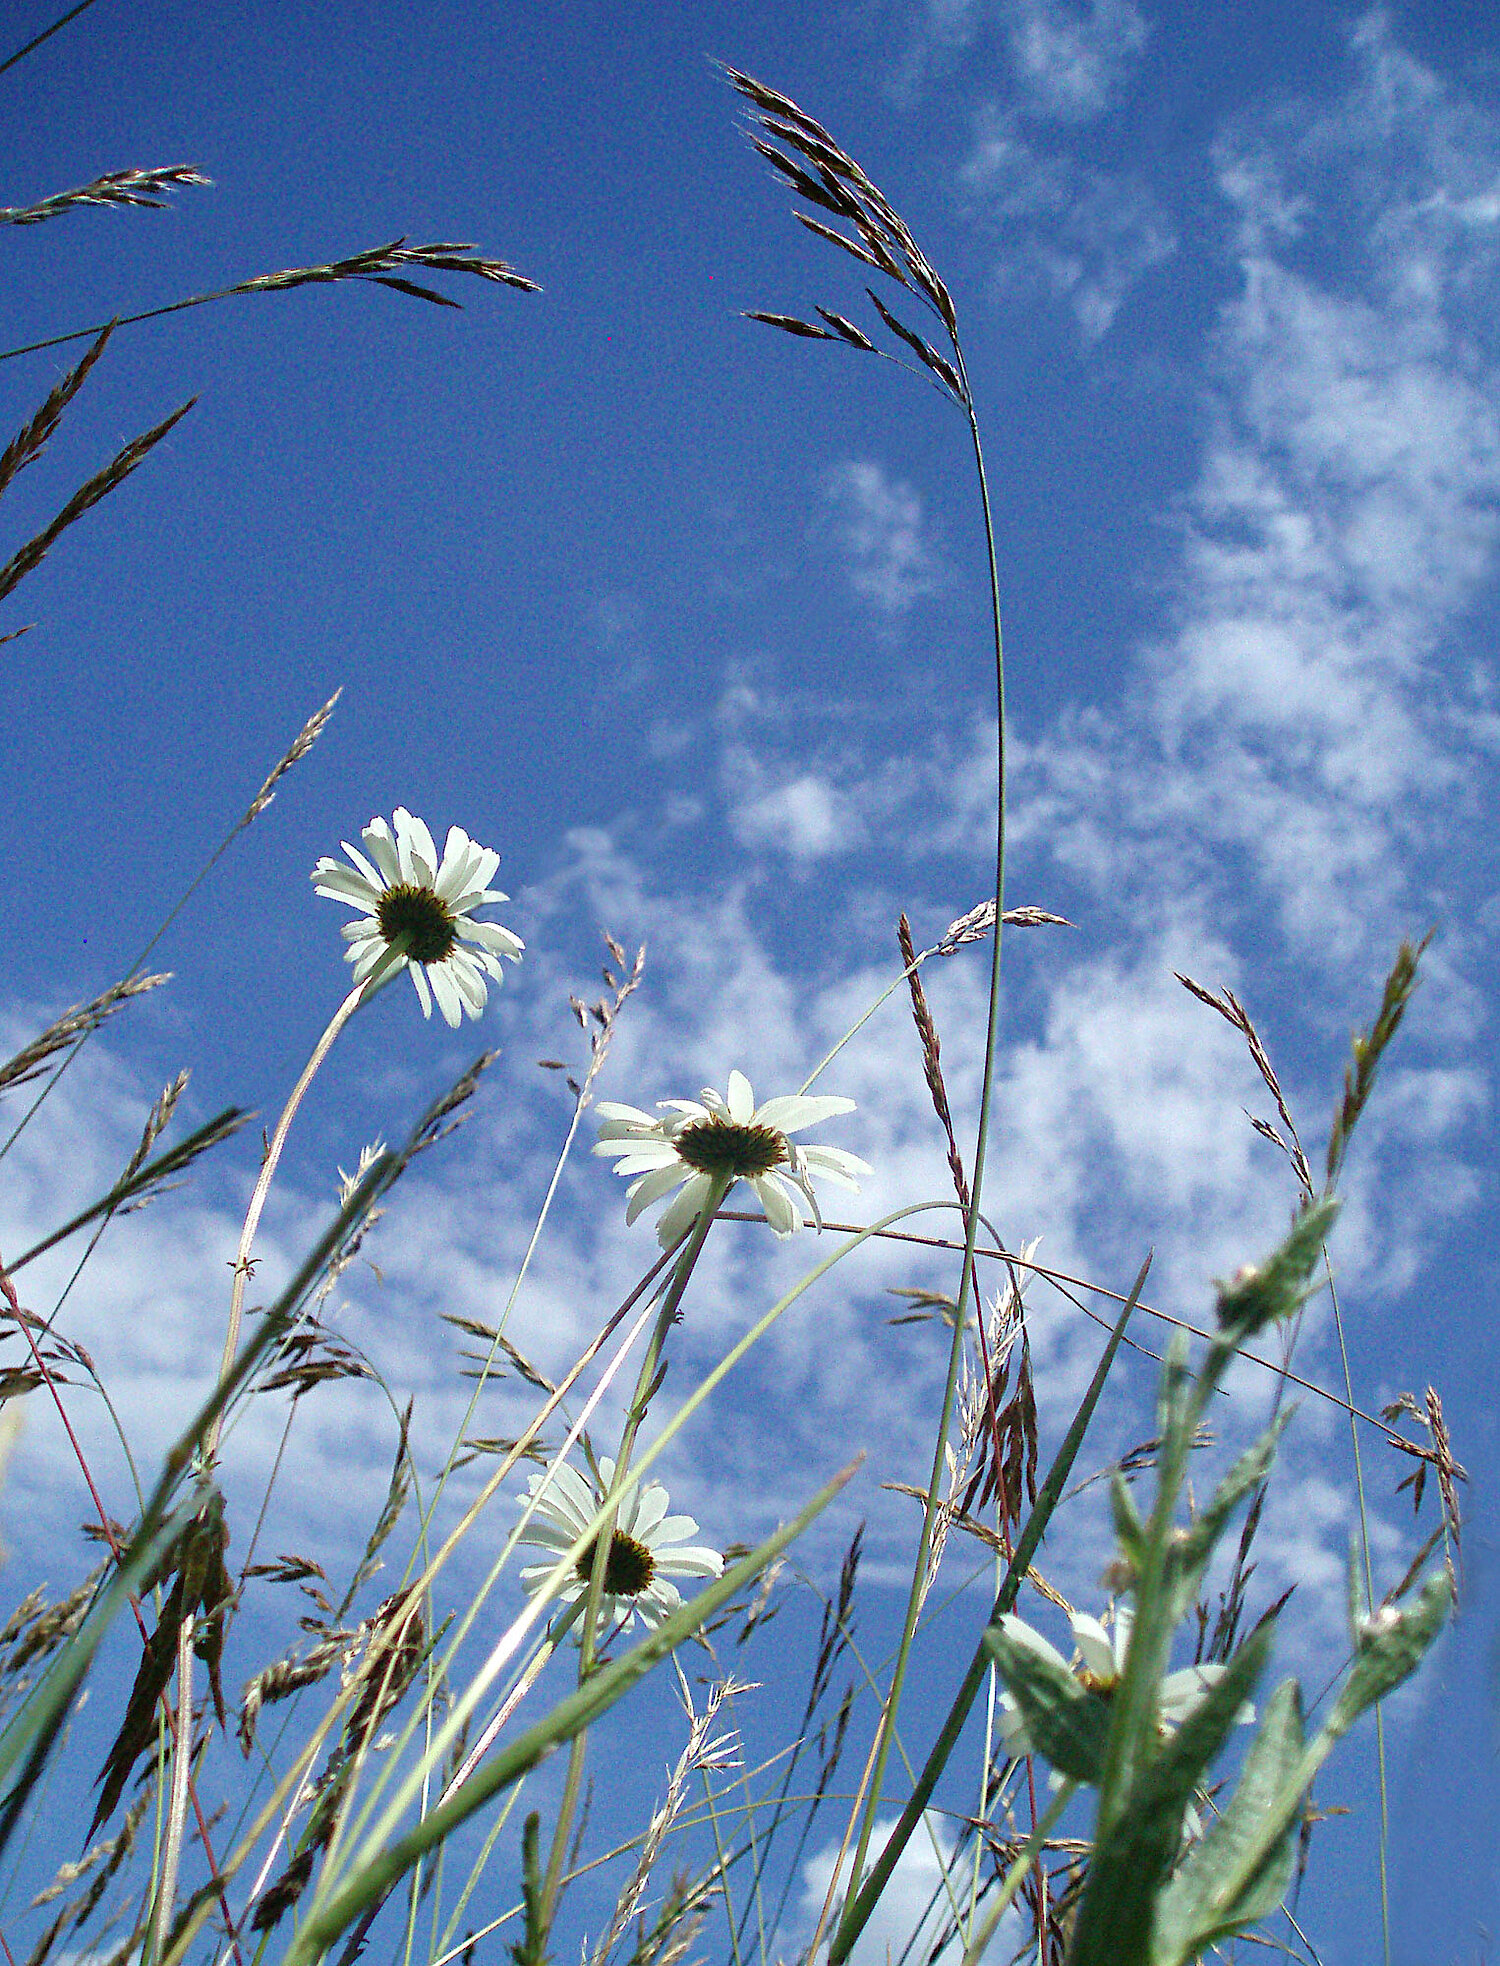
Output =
[
  {"x1": 594, "y1": 1068, "x2": 869, "y2": 1246},
  {"x1": 995, "y1": 1601, "x2": 1249, "y2": 1765},
  {"x1": 517, "y1": 1458, "x2": 723, "y2": 1637},
  {"x1": 311, "y1": 807, "x2": 523, "y2": 1027}
]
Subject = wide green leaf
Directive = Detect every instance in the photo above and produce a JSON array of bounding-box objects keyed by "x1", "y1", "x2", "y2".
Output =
[
  {"x1": 1329, "y1": 1570, "x2": 1452, "y2": 1736},
  {"x1": 1151, "y1": 1678, "x2": 1305, "y2": 1965},
  {"x1": 1168, "y1": 1409, "x2": 1292, "y2": 1620},
  {"x1": 1070, "y1": 1619, "x2": 1273, "y2": 1965}
]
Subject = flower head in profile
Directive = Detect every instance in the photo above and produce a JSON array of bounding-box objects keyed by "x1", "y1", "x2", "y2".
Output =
[
  {"x1": 594, "y1": 1068, "x2": 870, "y2": 1247},
  {"x1": 996, "y1": 1601, "x2": 1248, "y2": 1766},
  {"x1": 517, "y1": 1458, "x2": 723, "y2": 1637},
  {"x1": 312, "y1": 808, "x2": 523, "y2": 1027}
]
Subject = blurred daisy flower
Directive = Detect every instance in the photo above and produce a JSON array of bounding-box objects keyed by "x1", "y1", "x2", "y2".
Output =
[
  {"x1": 312, "y1": 807, "x2": 523, "y2": 1027},
  {"x1": 594, "y1": 1068, "x2": 869, "y2": 1246},
  {"x1": 517, "y1": 1458, "x2": 723, "y2": 1637},
  {"x1": 996, "y1": 1601, "x2": 1248, "y2": 1765}
]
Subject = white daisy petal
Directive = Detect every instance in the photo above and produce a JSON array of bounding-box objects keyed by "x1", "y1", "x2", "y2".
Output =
[
  {"x1": 654, "y1": 1175, "x2": 716, "y2": 1246},
  {"x1": 753, "y1": 1171, "x2": 802, "y2": 1237},
  {"x1": 428, "y1": 963, "x2": 465, "y2": 1028},
  {"x1": 359, "y1": 819, "x2": 401, "y2": 887},
  {"x1": 725, "y1": 1070, "x2": 756, "y2": 1122},
  {"x1": 594, "y1": 1101, "x2": 660, "y2": 1129},
  {"x1": 1070, "y1": 1613, "x2": 1120, "y2": 1683},
  {"x1": 630, "y1": 1484, "x2": 671, "y2": 1539},
  {"x1": 752, "y1": 1093, "x2": 856, "y2": 1133},
  {"x1": 625, "y1": 1163, "x2": 694, "y2": 1222},
  {"x1": 800, "y1": 1143, "x2": 872, "y2": 1186},
  {"x1": 311, "y1": 862, "x2": 381, "y2": 909},
  {"x1": 605, "y1": 1146, "x2": 683, "y2": 1176}
]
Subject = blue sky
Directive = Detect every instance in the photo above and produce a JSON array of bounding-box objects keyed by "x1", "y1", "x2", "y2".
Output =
[{"x1": 0, "y1": 2, "x2": 1495, "y2": 1960}]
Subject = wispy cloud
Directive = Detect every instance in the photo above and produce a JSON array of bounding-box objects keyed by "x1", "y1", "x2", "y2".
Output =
[
  {"x1": 961, "y1": 112, "x2": 1175, "y2": 338},
  {"x1": 1003, "y1": 0, "x2": 1151, "y2": 122},
  {"x1": 820, "y1": 459, "x2": 944, "y2": 617}
]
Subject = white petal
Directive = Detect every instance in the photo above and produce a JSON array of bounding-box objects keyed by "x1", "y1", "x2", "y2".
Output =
[
  {"x1": 753, "y1": 1172, "x2": 802, "y2": 1238},
  {"x1": 625, "y1": 1164, "x2": 692, "y2": 1222},
  {"x1": 464, "y1": 920, "x2": 524, "y2": 960},
  {"x1": 636, "y1": 1580, "x2": 682, "y2": 1628},
  {"x1": 996, "y1": 1613, "x2": 1073, "y2": 1677},
  {"x1": 799, "y1": 1143, "x2": 870, "y2": 1186},
  {"x1": 409, "y1": 963, "x2": 434, "y2": 1019},
  {"x1": 653, "y1": 1544, "x2": 723, "y2": 1579},
  {"x1": 602, "y1": 1145, "x2": 682, "y2": 1176},
  {"x1": 538, "y1": 1461, "x2": 597, "y2": 1527},
  {"x1": 996, "y1": 1693, "x2": 1033, "y2": 1757},
  {"x1": 650, "y1": 1510, "x2": 700, "y2": 1547},
  {"x1": 1070, "y1": 1614, "x2": 1119, "y2": 1683},
  {"x1": 448, "y1": 959, "x2": 489, "y2": 1015},
  {"x1": 396, "y1": 809, "x2": 439, "y2": 885},
  {"x1": 311, "y1": 863, "x2": 380, "y2": 909},
  {"x1": 655, "y1": 1174, "x2": 714, "y2": 1246},
  {"x1": 753, "y1": 1093, "x2": 856, "y2": 1134},
  {"x1": 595, "y1": 1102, "x2": 660, "y2": 1128},
  {"x1": 427, "y1": 962, "x2": 466, "y2": 1028},
  {"x1": 631, "y1": 1483, "x2": 671, "y2": 1538},
  {"x1": 359, "y1": 819, "x2": 401, "y2": 886},
  {"x1": 725, "y1": 1071, "x2": 755, "y2": 1122}
]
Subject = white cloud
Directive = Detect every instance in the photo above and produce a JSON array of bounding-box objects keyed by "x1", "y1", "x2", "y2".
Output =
[
  {"x1": 731, "y1": 770, "x2": 863, "y2": 863},
  {"x1": 821, "y1": 459, "x2": 943, "y2": 616},
  {"x1": 796, "y1": 1815, "x2": 1024, "y2": 1966},
  {"x1": 1004, "y1": 0, "x2": 1150, "y2": 122},
  {"x1": 961, "y1": 112, "x2": 1176, "y2": 338}
]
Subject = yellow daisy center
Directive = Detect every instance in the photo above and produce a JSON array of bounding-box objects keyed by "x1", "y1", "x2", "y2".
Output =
[
  {"x1": 377, "y1": 882, "x2": 459, "y2": 965},
  {"x1": 675, "y1": 1115, "x2": 788, "y2": 1179},
  {"x1": 575, "y1": 1527, "x2": 656, "y2": 1598}
]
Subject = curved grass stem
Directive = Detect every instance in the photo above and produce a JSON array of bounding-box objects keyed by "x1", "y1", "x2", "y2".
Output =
[{"x1": 838, "y1": 356, "x2": 1010, "y2": 1930}]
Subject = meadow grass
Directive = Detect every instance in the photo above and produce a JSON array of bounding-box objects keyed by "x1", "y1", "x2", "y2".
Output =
[{"x1": 0, "y1": 49, "x2": 1463, "y2": 1966}]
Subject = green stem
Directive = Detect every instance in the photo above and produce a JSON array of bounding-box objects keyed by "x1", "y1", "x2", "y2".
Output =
[
  {"x1": 841, "y1": 356, "x2": 1008, "y2": 1914},
  {"x1": 1326, "y1": 1256, "x2": 1390, "y2": 1966},
  {"x1": 536, "y1": 1177, "x2": 731, "y2": 1939}
]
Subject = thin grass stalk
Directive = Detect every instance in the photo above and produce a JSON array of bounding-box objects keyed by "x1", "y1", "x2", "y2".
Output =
[
  {"x1": 321, "y1": 1258, "x2": 691, "y2": 1866},
  {"x1": 152, "y1": 973, "x2": 377, "y2": 1953},
  {"x1": 958, "y1": 1781, "x2": 1075, "y2": 1966},
  {"x1": 0, "y1": 238, "x2": 539, "y2": 363},
  {"x1": 497, "y1": 1178, "x2": 730, "y2": 1945},
  {"x1": 1325, "y1": 1256, "x2": 1391, "y2": 1965},
  {"x1": 313, "y1": 1289, "x2": 666, "y2": 1885},
  {"x1": 0, "y1": 1264, "x2": 243, "y2": 1952},
  {"x1": 0, "y1": 0, "x2": 105, "y2": 78},
  {"x1": 210, "y1": 973, "x2": 374, "y2": 1459},
  {"x1": 839, "y1": 345, "x2": 1009, "y2": 1919},
  {"x1": 148, "y1": 1615, "x2": 197, "y2": 1963},
  {"x1": 415, "y1": 943, "x2": 645, "y2": 1560}
]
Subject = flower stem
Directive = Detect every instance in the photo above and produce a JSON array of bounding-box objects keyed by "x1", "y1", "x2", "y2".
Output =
[
  {"x1": 208, "y1": 969, "x2": 377, "y2": 1460},
  {"x1": 536, "y1": 1176, "x2": 731, "y2": 1938}
]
